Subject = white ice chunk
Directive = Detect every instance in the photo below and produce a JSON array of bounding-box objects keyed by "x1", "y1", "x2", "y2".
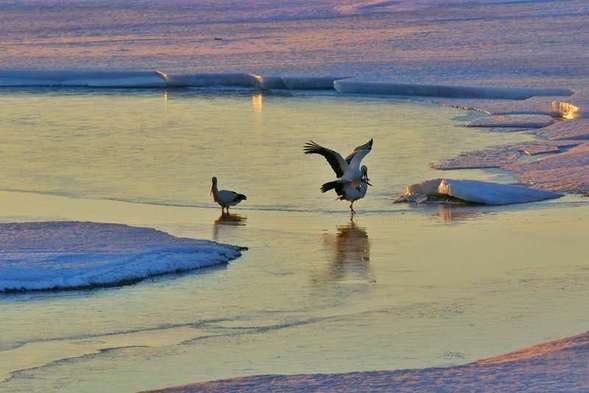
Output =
[{"x1": 394, "y1": 179, "x2": 562, "y2": 205}]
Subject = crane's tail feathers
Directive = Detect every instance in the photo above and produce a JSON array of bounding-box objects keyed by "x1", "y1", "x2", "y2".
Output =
[
  {"x1": 235, "y1": 194, "x2": 247, "y2": 201},
  {"x1": 321, "y1": 181, "x2": 338, "y2": 193}
]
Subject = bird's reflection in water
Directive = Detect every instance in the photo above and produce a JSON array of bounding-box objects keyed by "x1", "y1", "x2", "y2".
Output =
[
  {"x1": 318, "y1": 221, "x2": 372, "y2": 284},
  {"x1": 212, "y1": 213, "x2": 246, "y2": 242}
]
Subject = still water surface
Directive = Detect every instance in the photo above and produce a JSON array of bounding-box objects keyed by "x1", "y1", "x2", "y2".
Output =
[{"x1": 0, "y1": 90, "x2": 587, "y2": 392}]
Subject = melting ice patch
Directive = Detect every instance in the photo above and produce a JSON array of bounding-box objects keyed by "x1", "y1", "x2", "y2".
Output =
[{"x1": 0, "y1": 222, "x2": 243, "y2": 292}]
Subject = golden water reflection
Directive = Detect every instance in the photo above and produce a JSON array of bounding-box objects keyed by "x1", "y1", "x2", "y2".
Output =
[
  {"x1": 251, "y1": 93, "x2": 263, "y2": 113},
  {"x1": 212, "y1": 213, "x2": 247, "y2": 241}
]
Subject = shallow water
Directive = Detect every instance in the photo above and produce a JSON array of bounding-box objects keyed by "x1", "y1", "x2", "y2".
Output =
[
  {"x1": 0, "y1": 89, "x2": 530, "y2": 209},
  {"x1": 0, "y1": 91, "x2": 588, "y2": 393}
]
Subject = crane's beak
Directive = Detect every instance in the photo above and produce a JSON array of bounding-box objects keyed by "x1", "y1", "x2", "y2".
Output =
[{"x1": 366, "y1": 178, "x2": 373, "y2": 186}]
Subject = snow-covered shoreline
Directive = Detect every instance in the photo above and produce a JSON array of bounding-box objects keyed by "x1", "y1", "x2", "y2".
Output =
[{"x1": 145, "y1": 331, "x2": 589, "y2": 393}]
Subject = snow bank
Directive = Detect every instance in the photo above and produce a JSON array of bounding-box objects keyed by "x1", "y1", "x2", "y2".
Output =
[
  {"x1": 0, "y1": 222, "x2": 243, "y2": 292},
  {"x1": 334, "y1": 80, "x2": 573, "y2": 100},
  {"x1": 394, "y1": 179, "x2": 562, "y2": 205}
]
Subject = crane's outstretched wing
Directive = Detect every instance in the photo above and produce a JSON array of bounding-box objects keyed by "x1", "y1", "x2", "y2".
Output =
[
  {"x1": 345, "y1": 138, "x2": 373, "y2": 164},
  {"x1": 304, "y1": 141, "x2": 347, "y2": 178}
]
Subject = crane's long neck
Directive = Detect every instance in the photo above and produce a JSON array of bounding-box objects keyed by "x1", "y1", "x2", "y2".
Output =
[{"x1": 211, "y1": 181, "x2": 219, "y2": 201}]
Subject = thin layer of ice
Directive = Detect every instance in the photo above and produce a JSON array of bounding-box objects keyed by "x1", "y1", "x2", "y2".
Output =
[
  {"x1": 0, "y1": 222, "x2": 242, "y2": 292},
  {"x1": 334, "y1": 80, "x2": 573, "y2": 100},
  {"x1": 258, "y1": 76, "x2": 287, "y2": 90},
  {"x1": 467, "y1": 115, "x2": 555, "y2": 128},
  {"x1": 280, "y1": 76, "x2": 348, "y2": 90},
  {"x1": 0, "y1": 71, "x2": 166, "y2": 88},
  {"x1": 0, "y1": 70, "x2": 350, "y2": 91},
  {"x1": 156, "y1": 71, "x2": 262, "y2": 88}
]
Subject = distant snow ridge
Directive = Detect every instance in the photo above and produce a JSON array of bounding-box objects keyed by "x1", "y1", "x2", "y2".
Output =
[
  {"x1": 0, "y1": 71, "x2": 575, "y2": 99},
  {"x1": 0, "y1": 222, "x2": 243, "y2": 292},
  {"x1": 0, "y1": 70, "x2": 347, "y2": 90}
]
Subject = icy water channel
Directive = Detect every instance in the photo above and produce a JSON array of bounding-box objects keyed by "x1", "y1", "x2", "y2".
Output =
[{"x1": 0, "y1": 89, "x2": 587, "y2": 392}]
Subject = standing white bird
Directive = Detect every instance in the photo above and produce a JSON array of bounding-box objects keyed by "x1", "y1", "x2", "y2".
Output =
[
  {"x1": 210, "y1": 177, "x2": 247, "y2": 214},
  {"x1": 304, "y1": 139, "x2": 373, "y2": 214}
]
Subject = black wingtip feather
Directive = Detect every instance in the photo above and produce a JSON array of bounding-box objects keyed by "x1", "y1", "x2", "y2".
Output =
[{"x1": 303, "y1": 140, "x2": 321, "y2": 154}]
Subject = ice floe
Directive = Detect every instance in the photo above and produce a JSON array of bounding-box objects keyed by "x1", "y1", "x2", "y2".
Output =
[
  {"x1": 394, "y1": 179, "x2": 562, "y2": 205},
  {"x1": 0, "y1": 222, "x2": 243, "y2": 292}
]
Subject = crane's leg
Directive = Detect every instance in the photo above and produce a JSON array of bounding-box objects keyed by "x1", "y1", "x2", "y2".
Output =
[{"x1": 349, "y1": 201, "x2": 356, "y2": 215}]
